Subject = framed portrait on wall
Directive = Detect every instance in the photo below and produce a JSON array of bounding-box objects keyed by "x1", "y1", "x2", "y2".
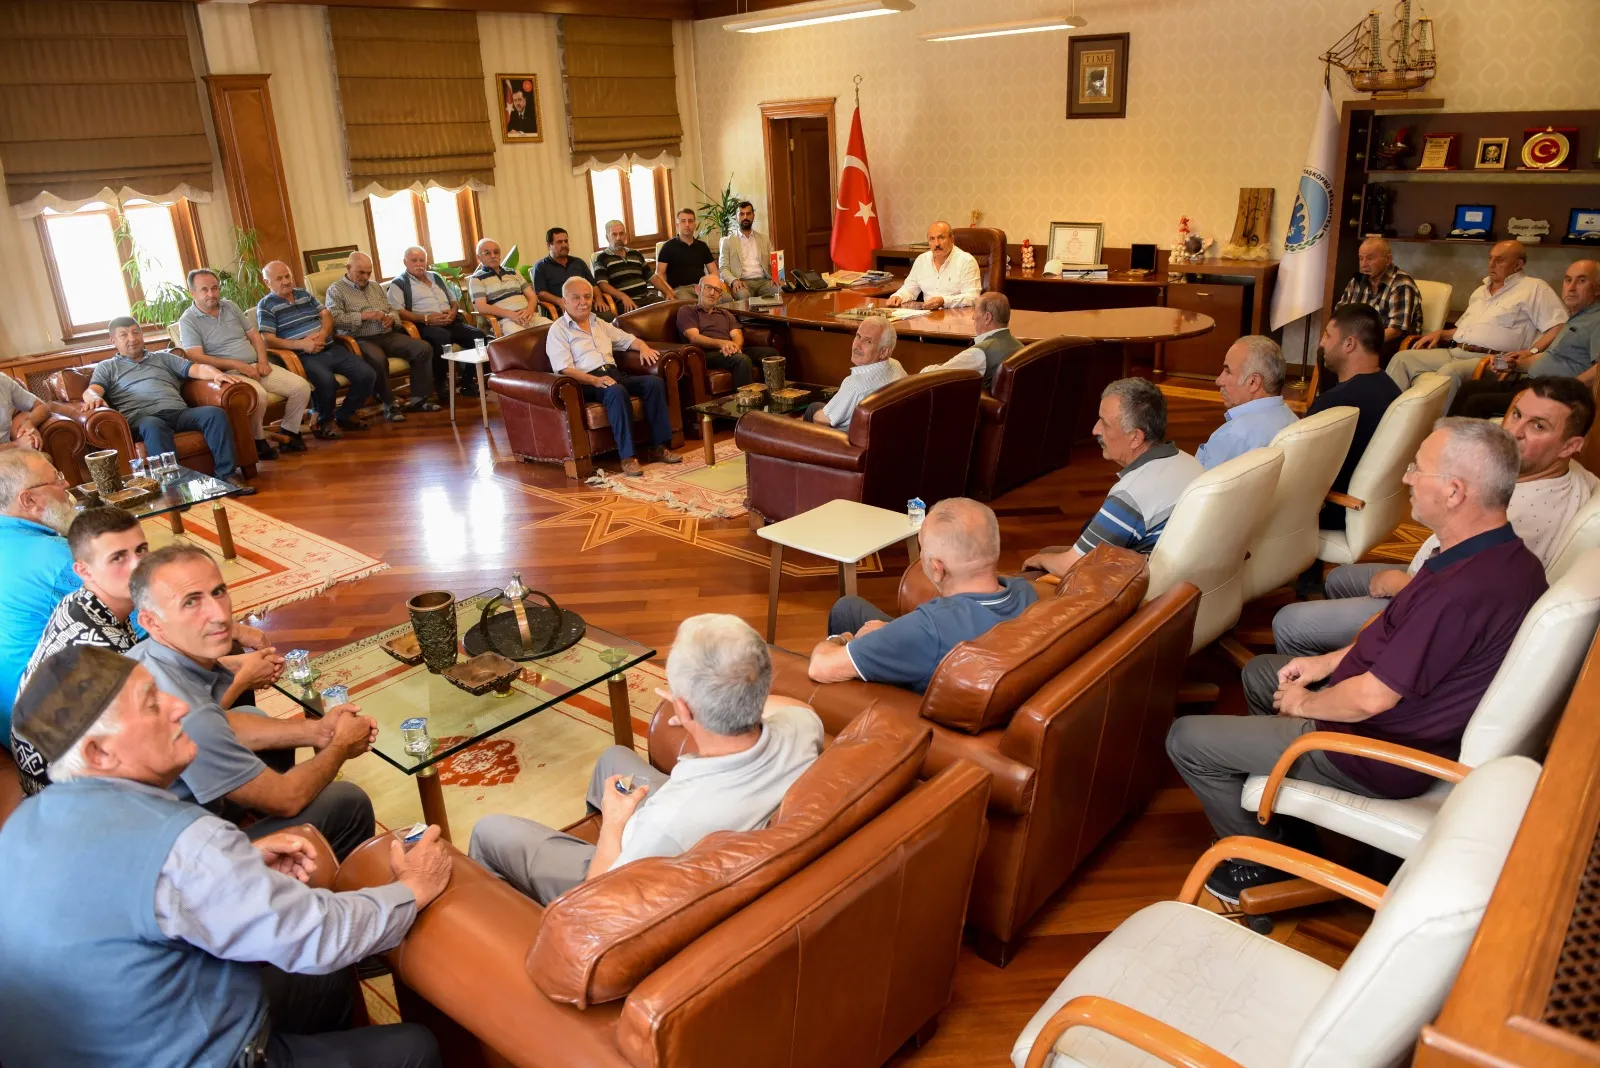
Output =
[
  {"x1": 1066, "y1": 33, "x2": 1130, "y2": 119},
  {"x1": 497, "y1": 74, "x2": 544, "y2": 143}
]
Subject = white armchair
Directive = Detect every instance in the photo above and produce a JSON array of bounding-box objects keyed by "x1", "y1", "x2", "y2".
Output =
[{"x1": 1240, "y1": 406, "x2": 1359, "y2": 603}]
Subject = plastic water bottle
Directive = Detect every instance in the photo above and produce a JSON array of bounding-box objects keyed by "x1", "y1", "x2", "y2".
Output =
[
  {"x1": 907, "y1": 497, "x2": 926, "y2": 531},
  {"x1": 475, "y1": 337, "x2": 487, "y2": 357}
]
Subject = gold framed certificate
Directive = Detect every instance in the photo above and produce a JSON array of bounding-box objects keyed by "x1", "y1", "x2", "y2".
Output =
[{"x1": 1417, "y1": 133, "x2": 1458, "y2": 171}]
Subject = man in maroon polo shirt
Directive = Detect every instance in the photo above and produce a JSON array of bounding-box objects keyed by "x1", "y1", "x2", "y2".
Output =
[
  {"x1": 1167, "y1": 417, "x2": 1547, "y2": 904},
  {"x1": 674, "y1": 275, "x2": 777, "y2": 391}
]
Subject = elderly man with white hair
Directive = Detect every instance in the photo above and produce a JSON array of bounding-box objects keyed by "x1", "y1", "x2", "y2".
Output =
[
  {"x1": 809, "y1": 315, "x2": 907, "y2": 428},
  {"x1": 1195, "y1": 334, "x2": 1299, "y2": 469},
  {"x1": 469, "y1": 613, "x2": 825, "y2": 905},
  {"x1": 0, "y1": 450, "x2": 80, "y2": 726},
  {"x1": 468, "y1": 237, "x2": 546, "y2": 337},
  {"x1": 1336, "y1": 236, "x2": 1422, "y2": 345}
]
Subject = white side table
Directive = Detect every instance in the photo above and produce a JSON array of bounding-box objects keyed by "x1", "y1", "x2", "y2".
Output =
[
  {"x1": 444, "y1": 346, "x2": 491, "y2": 428},
  {"x1": 756, "y1": 498, "x2": 921, "y2": 643}
]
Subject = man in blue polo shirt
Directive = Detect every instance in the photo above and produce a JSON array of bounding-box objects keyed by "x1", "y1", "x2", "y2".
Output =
[
  {"x1": 0, "y1": 450, "x2": 80, "y2": 730},
  {"x1": 1167, "y1": 418, "x2": 1546, "y2": 904},
  {"x1": 809, "y1": 497, "x2": 1036, "y2": 694},
  {"x1": 256, "y1": 260, "x2": 377, "y2": 440},
  {"x1": 1196, "y1": 335, "x2": 1298, "y2": 469}
]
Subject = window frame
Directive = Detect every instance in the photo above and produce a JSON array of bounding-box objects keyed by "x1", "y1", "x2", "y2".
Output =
[
  {"x1": 586, "y1": 166, "x2": 673, "y2": 253},
  {"x1": 35, "y1": 198, "x2": 206, "y2": 343},
  {"x1": 362, "y1": 187, "x2": 482, "y2": 279}
]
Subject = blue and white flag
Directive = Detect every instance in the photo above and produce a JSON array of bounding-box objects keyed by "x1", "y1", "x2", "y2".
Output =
[{"x1": 1271, "y1": 84, "x2": 1338, "y2": 330}]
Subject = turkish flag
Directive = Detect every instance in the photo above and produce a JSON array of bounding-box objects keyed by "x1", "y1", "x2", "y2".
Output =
[{"x1": 830, "y1": 106, "x2": 882, "y2": 271}]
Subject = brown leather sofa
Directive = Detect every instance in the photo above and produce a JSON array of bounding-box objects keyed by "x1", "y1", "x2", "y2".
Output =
[
  {"x1": 953, "y1": 227, "x2": 1007, "y2": 294},
  {"x1": 485, "y1": 322, "x2": 688, "y2": 479},
  {"x1": 767, "y1": 547, "x2": 1201, "y2": 964},
  {"x1": 734, "y1": 367, "x2": 984, "y2": 525},
  {"x1": 46, "y1": 365, "x2": 261, "y2": 478},
  {"x1": 613, "y1": 299, "x2": 782, "y2": 418},
  {"x1": 334, "y1": 706, "x2": 990, "y2": 1068},
  {"x1": 23, "y1": 407, "x2": 93, "y2": 487},
  {"x1": 969, "y1": 335, "x2": 1100, "y2": 501}
]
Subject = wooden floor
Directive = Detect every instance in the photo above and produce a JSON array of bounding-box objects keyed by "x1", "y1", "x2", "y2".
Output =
[{"x1": 245, "y1": 388, "x2": 1364, "y2": 1066}]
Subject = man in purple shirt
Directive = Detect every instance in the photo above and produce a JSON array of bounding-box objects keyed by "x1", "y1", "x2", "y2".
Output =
[
  {"x1": 1167, "y1": 417, "x2": 1546, "y2": 904},
  {"x1": 674, "y1": 275, "x2": 777, "y2": 390}
]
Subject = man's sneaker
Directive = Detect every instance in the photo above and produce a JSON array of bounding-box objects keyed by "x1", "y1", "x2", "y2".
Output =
[
  {"x1": 621, "y1": 457, "x2": 644, "y2": 477},
  {"x1": 279, "y1": 432, "x2": 307, "y2": 454},
  {"x1": 222, "y1": 475, "x2": 258, "y2": 497},
  {"x1": 385, "y1": 404, "x2": 407, "y2": 423},
  {"x1": 645, "y1": 446, "x2": 682, "y2": 464},
  {"x1": 253, "y1": 438, "x2": 279, "y2": 461},
  {"x1": 404, "y1": 397, "x2": 443, "y2": 413},
  {"x1": 1204, "y1": 859, "x2": 1293, "y2": 907}
]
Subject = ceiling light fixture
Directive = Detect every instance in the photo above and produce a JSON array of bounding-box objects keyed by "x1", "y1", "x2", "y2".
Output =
[
  {"x1": 919, "y1": 15, "x2": 1084, "y2": 42},
  {"x1": 723, "y1": 0, "x2": 914, "y2": 34}
]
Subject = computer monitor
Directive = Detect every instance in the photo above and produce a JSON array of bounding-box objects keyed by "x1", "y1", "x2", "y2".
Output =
[{"x1": 1130, "y1": 243, "x2": 1157, "y2": 272}]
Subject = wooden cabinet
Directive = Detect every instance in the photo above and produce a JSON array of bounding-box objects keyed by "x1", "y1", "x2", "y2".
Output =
[{"x1": 1161, "y1": 282, "x2": 1246, "y2": 378}]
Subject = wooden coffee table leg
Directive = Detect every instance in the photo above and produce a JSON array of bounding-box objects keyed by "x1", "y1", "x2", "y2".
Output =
[
  {"x1": 476, "y1": 363, "x2": 489, "y2": 428},
  {"x1": 842, "y1": 560, "x2": 858, "y2": 599},
  {"x1": 905, "y1": 533, "x2": 920, "y2": 564},
  {"x1": 168, "y1": 510, "x2": 185, "y2": 537},
  {"x1": 607, "y1": 673, "x2": 635, "y2": 749},
  {"x1": 766, "y1": 542, "x2": 783, "y2": 642},
  {"x1": 416, "y1": 766, "x2": 452, "y2": 843},
  {"x1": 448, "y1": 361, "x2": 457, "y2": 422},
  {"x1": 212, "y1": 502, "x2": 236, "y2": 560},
  {"x1": 701, "y1": 414, "x2": 715, "y2": 466}
]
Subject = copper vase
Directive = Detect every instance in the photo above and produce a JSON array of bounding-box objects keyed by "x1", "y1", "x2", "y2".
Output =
[
  {"x1": 84, "y1": 450, "x2": 122, "y2": 497},
  {"x1": 407, "y1": 591, "x2": 459, "y2": 673},
  {"x1": 761, "y1": 355, "x2": 786, "y2": 394}
]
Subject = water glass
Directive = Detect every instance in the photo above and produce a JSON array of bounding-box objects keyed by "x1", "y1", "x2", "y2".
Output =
[
  {"x1": 401, "y1": 717, "x2": 431, "y2": 755},
  {"x1": 129, "y1": 457, "x2": 146, "y2": 480},
  {"x1": 159, "y1": 451, "x2": 178, "y2": 478},
  {"x1": 319, "y1": 684, "x2": 350, "y2": 710},
  {"x1": 284, "y1": 649, "x2": 312, "y2": 682}
]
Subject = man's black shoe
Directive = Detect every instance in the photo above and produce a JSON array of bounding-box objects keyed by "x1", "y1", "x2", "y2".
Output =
[
  {"x1": 1204, "y1": 859, "x2": 1293, "y2": 907},
  {"x1": 279, "y1": 432, "x2": 307, "y2": 454},
  {"x1": 253, "y1": 438, "x2": 279, "y2": 461},
  {"x1": 336, "y1": 417, "x2": 370, "y2": 431}
]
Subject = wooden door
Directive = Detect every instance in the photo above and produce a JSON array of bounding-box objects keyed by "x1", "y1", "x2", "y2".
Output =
[{"x1": 790, "y1": 118, "x2": 833, "y2": 272}]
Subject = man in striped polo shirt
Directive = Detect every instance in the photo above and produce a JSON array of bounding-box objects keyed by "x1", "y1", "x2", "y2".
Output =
[
  {"x1": 256, "y1": 262, "x2": 377, "y2": 440},
  {"x1": 468, "y1": 238, "x2": 547, "y2": 336},
  {"x1": 592, "y1": 220, "x2": 666, "y2": 312}
]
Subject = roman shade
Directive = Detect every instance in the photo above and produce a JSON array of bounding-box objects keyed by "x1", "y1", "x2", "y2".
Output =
[
  {"x1": 327, "y1": 8, "x2": 496, "y2": 196},
  {"x1": 559, "y1": 17, "x2": 683, "y2": 170},
  {"x1": 0, "y1": 1, "x2": 214, "y2": 210}
]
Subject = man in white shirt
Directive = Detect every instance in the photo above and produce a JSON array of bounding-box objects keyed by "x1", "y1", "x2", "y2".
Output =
[
  {"x1": 1389, "y1": 240, "x2": 1567, "y2": 403},
  {"x1": 545, "y1": 277, "x2": 677, "y2": 476},
  {"x1": 718, "y1": 201, "x2": 781, "y2": 300},
  {"x1": 917, "y1": 292, "x2": 1021, "y2": 390},
  {"x1": 810, "y1": 316, "x2": 907, "y2": 429},
  {"x1": 886, "y1": 221, "x2": 981, "y2": 310},
  {"x1": 468, "y1": 614, "x2": 825, "y2": 905}
]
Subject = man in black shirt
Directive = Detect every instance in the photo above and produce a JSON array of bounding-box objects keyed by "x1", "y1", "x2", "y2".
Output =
[
  {"x1": 656, "y1": 208, "x2": 717, "y2": 300},
  {"x1": 1311, "y1": 302, "x2": 1403, "y2": 530}
]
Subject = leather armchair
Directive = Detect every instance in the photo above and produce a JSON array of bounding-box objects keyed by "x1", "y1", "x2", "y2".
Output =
[
  {"x1": 1013, "y1": 756, "x2": 1538, "y2": 1068},
  {"x1": 953, "y1": 227, "x2": 1006, "y2": 294},
  {"x1": 485, "y1": 322, "x2": 687, "y2": 479},
  {"x1": 969, "y1": 335, "x2": 1098, "y2": 501},
  {"x1": 32, "y1": 410, "x2": 91, "y2": 486},
  {"x1": 735, "y1": 368, "x2": 983, "y2": 525},
  {"x1": 614, "y1": 298, "x2": 781, "y2": 413},
  {"x1": 45, "y1": 365, "x2": 260, "y2": 478}
]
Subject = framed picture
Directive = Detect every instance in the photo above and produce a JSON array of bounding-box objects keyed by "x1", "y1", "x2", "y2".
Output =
[
  {"x1": 1048, "y1": 221, "x2": 1105, "y2": 266},
  {"x1": 1474, "y1": 137, "x2": 1509, "y2": 170},
  {"x1": 1448, "y1": 204, "x2": 1495, "y2": 240},
  {"x1": 497, "y1": 74, "x2": 544, "y2": 143},
  {"x1": 303, "y1": 245, "x2": 358, "y2": 275},
  {"x1": 1066, "y1": 33, "x2": 1130, "y2": 120},
  {"x1": 1568, "y1": 208, "x2": 1600, "y2": 244}
]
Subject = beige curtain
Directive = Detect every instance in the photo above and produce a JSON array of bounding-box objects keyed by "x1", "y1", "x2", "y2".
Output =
[
  {"x1": 327, "y1": 8, "x2": 496, "y2": 194},
  {"x1": 560, "y1": 17, "x2": 682, "y2": 169},
  {"x1": 0, "y1": 1, "x2": 214, "y2": 207}
]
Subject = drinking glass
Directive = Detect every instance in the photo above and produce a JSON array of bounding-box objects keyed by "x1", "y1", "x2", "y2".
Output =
[
  {"x1": 284, "y1": 649, "x2": 313, "y2": 682},
  {"x1": 129, "y1": 457, "x2": 146, "y2": 480},
  {"x1": 320, "y1": 684, "x2": 350, "y2": 710},
  {"x1": 159, "y1": 451, "x2": 178, "y2": 477}
]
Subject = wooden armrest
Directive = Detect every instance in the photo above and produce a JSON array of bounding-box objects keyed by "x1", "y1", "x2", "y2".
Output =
[
  {"x1": 268, "y1": 346, "x2": 306, "y2": 378},
  {"x1": 335, "y1": 334, "x2": 361, "y2": 355},
  {"x1": 539, "y1": 299, "x2": 562, "y2": 320},
  {"x1": 400, "y1": 322, "x2": 421, "y2": 341},
  {"x1": 1022, "y1": 995, "x2": 1244, "y2": 1068},
  {"x1": 1255, "y1": 730, "x2": 1467, "y2": 825},
  {"x1": 1178, "y1": 837, "x2": 1384, "y2": 910},
  {"x1": 1397, "y1": 334, "x2": 1422, "y2": 352},
  {"x1": 1325, "y1": 490, "x2": 1365, "y2": 511}
]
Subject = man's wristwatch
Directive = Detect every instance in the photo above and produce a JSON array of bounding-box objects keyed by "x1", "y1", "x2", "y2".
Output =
[{"x1": 1529, "y1": 346, "x2": 1544, "y2": 357}]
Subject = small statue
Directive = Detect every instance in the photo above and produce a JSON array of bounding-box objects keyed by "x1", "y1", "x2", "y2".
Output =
[
  {"x1": 1372, "y1": 126, "x2": 1414, "y2": 170},
  {"x1": 1020, "y1": 239, "x2": 1035, "y2": 271},
  {"x1": 1362, "y1": 183, "x2": 1395, "y2": 236}
]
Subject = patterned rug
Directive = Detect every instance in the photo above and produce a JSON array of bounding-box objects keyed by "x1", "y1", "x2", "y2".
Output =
[
  {"x1": 581, "y1": 438, "x2": 750, "y2": 518},
  {"x1": 139, "y1": 501, "x2": 388, "y2": 616}
]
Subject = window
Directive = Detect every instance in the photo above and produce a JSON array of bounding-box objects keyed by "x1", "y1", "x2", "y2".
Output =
[
  {"x1": 587, "y1": 166, "x2": 672, "y2": 251},
  {"x1": 364, "y1": 187, "x2": 480, "y2": 279},
  {"x1": 36, "y1": 199, "x2": 203, "y2": 340}
]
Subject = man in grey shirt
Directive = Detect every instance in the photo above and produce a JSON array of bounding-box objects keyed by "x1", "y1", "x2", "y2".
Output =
[
  {"x1": 81, "y1": 318, "x2": 253, "y2": 492},
  {"x1": 323, "y1": 252, "x2": 438, "y2": 421},
  {"x1": 0, "y1": 374, "x2": 57, "y2": 452}
]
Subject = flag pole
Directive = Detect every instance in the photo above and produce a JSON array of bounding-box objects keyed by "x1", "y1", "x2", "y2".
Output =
[{"x1": 854, "y1": 73, "x2": 862, "y2": 108}]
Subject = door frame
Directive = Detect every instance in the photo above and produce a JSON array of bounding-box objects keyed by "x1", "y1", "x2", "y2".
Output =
[{"x1": 759, "y1": 98, "x2": 837, "y2": 270}]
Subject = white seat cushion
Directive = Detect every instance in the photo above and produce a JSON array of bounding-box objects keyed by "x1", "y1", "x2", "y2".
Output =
[
  {"x1": 1240, "y1": 776, "x2": 1448, "y2": 860},
  {"x1": 1315, "y1": 529, "x2": 1353, "y2": 564},
  {"x1": 1011, "y1": 901, "x2": 1336, "y2": 1068}
]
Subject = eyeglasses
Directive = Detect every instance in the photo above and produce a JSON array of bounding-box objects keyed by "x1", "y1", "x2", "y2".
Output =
[
  {"x1": 22, "y1": 475, "x2": 68, "y2": 493},
  {"x1": 1404, "y1": 462, "x2": 1454, "y2": 480}
]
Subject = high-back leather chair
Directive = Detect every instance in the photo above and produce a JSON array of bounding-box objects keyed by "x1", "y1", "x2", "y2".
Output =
[
  {"x1": 1013, "y1": 755, "x2": 1539, "y2": 1068},
  {"x1": 485, "y1": 322, "x2": 686, "y2": 479},
  {"x1": 735, "y1": 368, "x2": 984, "y2": 525},
  {"x1": 1318, "y1": 372, "x2": 1450, "y2": 566},
  {"x1": 953, "y1": 227, "x2": 1006, "y2": 294},
  {"x1": 1147, "y1": 447, "x2": 1284, "y2": 653},
  {"x1": 614, "y1": 298, "x2": 781, "y2": 410},
  {"x1": 968, "y1": 336, "x2": 1098, "y2": 501},
  {"x1": 1415, "y1": 278, "x2": 1453, "y2": 334},
  {"x1": 1241, "y1": 407, "x2": 1360, "y2": 602}
]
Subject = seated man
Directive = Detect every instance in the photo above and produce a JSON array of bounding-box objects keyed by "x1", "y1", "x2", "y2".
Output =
[
  {"x1": 1168, "y1": 419, "x2": 1546, "y2": 903},
  {"x1": 1196, "y1": 335, "x2": 1299, "y2": 469},
  {"x1": 1025, "y1": 378, "x2": 1203, "y2": 577},
  {"x1": 470, "y1": 614, "x2": 824, "y2": 905},
  {"x1": 547, "y1": 277, "x2": 678, "y2": 478},
  {"x1": 1274, "y1": 376, "x2": 1597, "y2": 657},
  {"x1": 1452, "y1": 259, "x2": 1600, "y2": 418},
  {"x1": 12, "y1": 506, "x2": 148, "y2": 796},
  {"x1": 257, "y1": 260, "x2": 378, "y2": 440},
  {"x1": 128, "y1": 545, "x2": 379, "y2": 860},
  {"x1": 592, "y1": 219, "x2": 666, "y2": 312},
  {"x1": 918, "y1": 291, "x2": 1021, "y2": 390},
  {"x1": 0, "y1": 645, "x2": 447, "y2": 1068},
  {"x1": 468, "y1": 237, "x2": 547, "y2": 338},
  {"x1": 533, "y1": 227, "x2": 613, "y2": 322},
  {"x1": 387, "y1": 246, "x2": 487, "y2": 397},
  {"x1": 81, "y1": 318, "x2": 253, "y2": 494},
  {"x1": 718, "y1": 200, "x2": 782, "y2": 300},
  {"x1": 1, "y1": 373, "x2": 60, "y2": 454},
  {"x1": 1337, "y1": 236, "x2": 1422, "y2": 347},
  {"x1": 325, "y1": 251, "x2": 439, "y2": 420},
  {"x1": 808, "y1": 315, "x2": 906, "y2": 428},
  {"x1": 676, "y1": 275, "x2": 778, "y2": 389},
  {"x1": 0, "y1": 451, "x2": 79, "y2": 725},
  {"x1": 177, "y1": 267, "x2": 313, "y2": 459},
  {"x1": 1308, "y1": 302, "x2": 1403, "y2": 532},
  {"x1": 886, "y1": 221, "x2": 981, "y2": 310},
  {"x1": 656, "y1": 208, "x2": 717, "y2": 300},
  {"x1": 809, "y1": 497, "x2": 1037, "y2": 693}
]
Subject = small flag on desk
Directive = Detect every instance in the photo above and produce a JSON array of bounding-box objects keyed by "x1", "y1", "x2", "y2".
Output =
[
  {"x1": 1270, "y1": 83, "x2": 1338, "y2": 331},
  {"x1": 830, "y1": 104, "x2": 883, "y2": 272}
]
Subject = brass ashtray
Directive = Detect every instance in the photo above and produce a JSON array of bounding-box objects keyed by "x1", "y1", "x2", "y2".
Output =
[
  {"x1": 381, "y1": 632, "x2": 424, "y2": 665},
  {"x1": 442, "y1": 651, "x2": 522, "y2": 696}
]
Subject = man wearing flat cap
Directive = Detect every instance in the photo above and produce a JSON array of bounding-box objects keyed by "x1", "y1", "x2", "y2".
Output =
[{"x1": 0, "y1": 646, "x2": 451, "y2": 1068}]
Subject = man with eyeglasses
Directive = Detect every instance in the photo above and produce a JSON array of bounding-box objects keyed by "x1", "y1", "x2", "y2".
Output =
[{"x1": 0, "y1": 449, "x2": 80, "y2": 729}]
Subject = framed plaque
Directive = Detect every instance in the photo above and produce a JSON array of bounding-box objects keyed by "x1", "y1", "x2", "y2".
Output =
[
  {"x1": 1066, "y1": 34, "x2": 1130, "y2": 120},
  {"x1": 1047, "y1": 222, "x2": 1105, "y2": 266},
  {"x1": 1521, "y1": 127, "x2": 1576, "y2": 171},
  {"x1": 1449, "y1": 204, "x2": 1494, "y2": 240},
  {"x1": 1474, "y1": 137, "x2": 1509, "y2": 170},
  {"x1": 1568, "y1": 209, "x2": 1600, "y2": 245},
  {"x1": 1417, "y1": 133, "x2": 1458, "y2": 171}
]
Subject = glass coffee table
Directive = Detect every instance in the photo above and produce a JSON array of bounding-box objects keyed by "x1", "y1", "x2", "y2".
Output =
[
  {"x1": 272, "y1": 590, "x2": 655, "y2": 842},
  {"x1": 689, "y1": 382, "x2": 837, "y2": 466},
  {"x1": 72, "y1": 465, "x2": 246, "y2": 559}
]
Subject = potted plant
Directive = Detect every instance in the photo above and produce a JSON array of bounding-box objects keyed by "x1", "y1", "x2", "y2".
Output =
[
  {"x1": 692, "y1": 176, "x2": 743, "y2": 241},
  {"x1": 122, "y1": 225, "x2": 269, "y2": 332}
]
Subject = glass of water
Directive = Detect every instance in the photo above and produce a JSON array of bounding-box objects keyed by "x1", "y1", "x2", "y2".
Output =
[
  {"x1": 129, "y1": 457, "x2": 146, "y2": 480},
  {"x1": 159, "y1": 451, "x2": 178, "y2": 477},
  {"x1": 284, "y1": 649, "x2": 313, "y2": 682},
  {"x1": 320, "y1": 684, "x2": 350, "y2": 710}
]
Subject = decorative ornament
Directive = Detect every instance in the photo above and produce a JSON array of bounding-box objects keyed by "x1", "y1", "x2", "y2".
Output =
[
  {"x1": 1521, "y1": 127, "x2": 1575, "y2": 171},
  {"x1": 1020, "y1": 239, "x2": 1035, "y2": 271}
]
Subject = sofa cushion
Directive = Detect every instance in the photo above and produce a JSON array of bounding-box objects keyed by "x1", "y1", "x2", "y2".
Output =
[
  {"x1": 920, "y1": 546, "x2": 1149, "y2": 734},
  {"x1": 707, "y1": 369, "x2": 733, "y2": 394},
  {"x1": 582, "y1": 397, "x2": 643, "y2": 431},
  {"x1": 527, "y1": 705, "x2": 932, "y2": 1008}
]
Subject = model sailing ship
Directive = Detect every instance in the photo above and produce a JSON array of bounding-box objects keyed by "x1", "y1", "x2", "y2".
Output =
[{"x1": 1322, "y1": 1, "x2": 1437, "y2": 96}]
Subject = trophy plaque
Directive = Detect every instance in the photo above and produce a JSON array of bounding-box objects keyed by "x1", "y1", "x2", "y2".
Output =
[{"x1": 1417, "y1": 133, "x2": 1459, "y2": 171}]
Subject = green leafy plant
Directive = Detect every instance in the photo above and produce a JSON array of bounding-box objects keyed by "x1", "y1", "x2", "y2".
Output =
[
  {"x1": 122, "y1": 224, "x2": 268, "y2": 331},
  {"x1": 692, "y1": 176, "x2": 743, "y2": 241}
]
